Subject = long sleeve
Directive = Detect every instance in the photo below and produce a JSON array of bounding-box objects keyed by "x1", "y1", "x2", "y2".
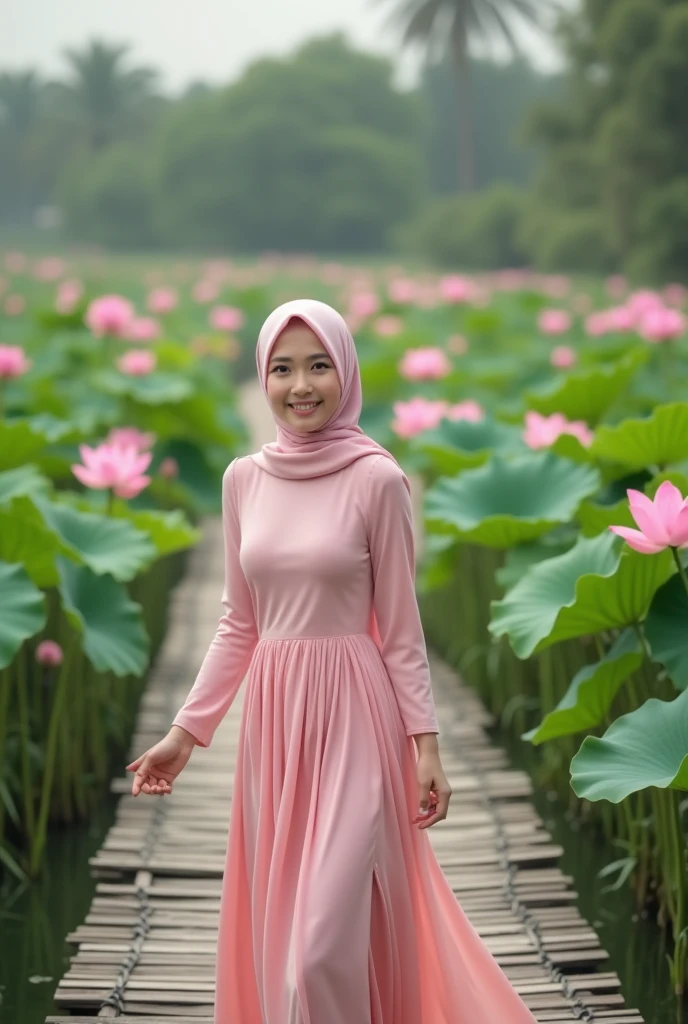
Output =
[
  {"x1": 171, "y1": 458, "x2": 259, "y2": 747},
  {"x1": 366, "y1": 456, "x2": 440, "y2": 737}
]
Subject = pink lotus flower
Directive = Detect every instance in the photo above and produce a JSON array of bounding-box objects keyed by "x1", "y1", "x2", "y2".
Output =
[
  {"x1": 388, "y1": 278, "x2": 418, "y2": 304},
  {"x1": 373, "y1": 315, "x2": 403, "y2": 337},
  {"x1": 192, "y1": 279, "x2": 220, "y2": 303},
  {"x1": 348, "y1": 291, "x2": 379, "y2": 320},
  {"x1": 117, "y1": 349, "x2": 157, "y2": 376},
  {"x1": 538, "y1": 309, "x2": 571, "y2": 335},
  {"x1": 523, "y1": 411, "x2": 593, "y2": 449},
  {"x1": 159, "y1": 456, "x2": 179, "y2": 479},
  {"x1": 439, "y1": 274, "x2": 479, "y2": 303},
  {"x1": 399, "y1": 347, "x2": 451, "y2": 381},
  {"x1": 33, "y1": 257, "x2": 66, "y2": 281},
  {"x1": 125, "y1": 316, "x2": 161, "y2": 342},
  {"x1": 626, "y1": 289, "x2": 664, "y2": 318},
  {"x1": 85, "y1": 294, "x2": 135, "y2": 337},
  {"x1": 584, "y1": 311, "x2": 611, "y2": 337},
  {"x1": 638, "y1": 307, "x2": 686, "y2": 343},
  {"x1": 391, "y1": 398, "x2": 449, "y2": 439},
  {"x1": 147, "y1": 287, "x2": 178, "y2": 314},
  {"x1": 55, "y1": 279, "x2": 84, "y2": 314},
  {"x1": 609, "y1": 481, "x2": 688, "y2": 554},
  {"x1": 550, "y1": 345, "x2": 577, "y2": 369},
  {"x1": 446, "y1": 400, "x2": 484, "y2": 422},
  {"x1": 605, "y1": 305, "x2": 636, "y2": 333},
  {"x1": 4, "y1": 294, "x2": 26, "y2": 316},
  {"x1": 71, "y1": 441, "x2": 152, "y2": 499},
  {"x1": 209, "y1": 305, "x2": 245, "y2": 332},
  {"x1": 36, "y1": 640, "x2": 64, "y2": 666},
  {"x1": 107, "y1": 427, "x2": 156, "y2": 451},
  {"x1": 0, "y1": 344, "x2": 31, "y2": 378}
]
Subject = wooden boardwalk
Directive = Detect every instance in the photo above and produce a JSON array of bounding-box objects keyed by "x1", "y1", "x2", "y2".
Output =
[{"x1": 45, "y1": 514, "x2": 645, "y2": 1023}]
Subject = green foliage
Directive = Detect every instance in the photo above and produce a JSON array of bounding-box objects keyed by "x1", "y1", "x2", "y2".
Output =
[
  {"x1": 150, "y1": 35, "x2": 425, "y2": 253},
  {"x1": 570, "y1": 687, "x2": 688, "y2": 802},
  {"x1": 420, "y1": 57, "x2": 563, "y2": 193},
  {"x1": 399, "y1": 183, "x2": 530, "y2": 269},
  {"x1": 60, "y1": 142, "x2": 157, "y2": 248},
  {"x1": 523, "y1": 0, "x2": 688, "y2": 279}
]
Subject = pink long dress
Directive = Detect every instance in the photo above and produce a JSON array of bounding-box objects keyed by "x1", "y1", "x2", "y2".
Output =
[{"x1": 172, "y1": 452, "x2": 538, "y2": 1024}]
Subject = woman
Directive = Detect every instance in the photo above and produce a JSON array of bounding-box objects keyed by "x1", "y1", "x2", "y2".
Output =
[{"x1": 127, "y1": 298, "x2": 538, "y2": 1023}]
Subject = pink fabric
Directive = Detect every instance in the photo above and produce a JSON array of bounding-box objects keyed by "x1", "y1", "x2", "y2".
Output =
[{"x1": 172, "y1": 452, "x2": 539, "y2": 1023}]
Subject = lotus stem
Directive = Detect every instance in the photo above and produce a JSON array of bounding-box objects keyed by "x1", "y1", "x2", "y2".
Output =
[
  {"x1": 30, "y1": 641, "x2": 73, "y2": 876},
  {"x1": 15, "y1": 645, "x2": 35, "y2": 844},
  {"x1": 670, "y1": 547, "x2": 688, "y2": 603}
]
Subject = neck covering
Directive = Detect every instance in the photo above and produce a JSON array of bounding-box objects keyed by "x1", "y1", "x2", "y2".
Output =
[{"x1": 250, "y1": 298, "x2": 409, "y2": 490}]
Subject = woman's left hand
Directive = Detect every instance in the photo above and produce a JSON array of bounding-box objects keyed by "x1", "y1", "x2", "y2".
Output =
[{"x1": 413, "y1": 752, "x2": 452, "y2": 829}]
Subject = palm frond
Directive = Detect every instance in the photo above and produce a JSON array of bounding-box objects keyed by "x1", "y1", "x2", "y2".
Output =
[
  {"x1": 476, "y1": 0, "x2": 522, "y2": 53},
  {"x1": 401, "y1": 0, "x2": 449, "y2": 46}
]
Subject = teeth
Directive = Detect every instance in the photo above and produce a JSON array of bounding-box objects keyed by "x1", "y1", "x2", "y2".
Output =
[{"x1": 291, "y1": 402, "x2": 319, "y2": 410}]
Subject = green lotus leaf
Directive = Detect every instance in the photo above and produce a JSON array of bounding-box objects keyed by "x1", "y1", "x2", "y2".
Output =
[
  {"x1": 95, "y1": 370, "x2": 194, "y2": 405},
  {"x1": 139, "y1": 394, "x2": 238, "y2": 447},
  {"x1": 549, "y1": 433, "x2": 595, "y2": 463},
  {"x1": 577, "y1": 497, "x2": 634, "y2": 537},
  {"x1": 411, "y1": 417, "x2": 522, "y2": 476},
  {"x1": 523, "y1": 629, "x2": 643, "y2": 744},
  {"x1": 56, "y1": 557, "x2": 149, "y2": 676},
  {"x1": 0, "y1": 561, "x2": 47, "y2": 668},
  {"x1": 0, "y1": 497, "x2": 64, "y2": 587},
  {"x1": 524, "y1": 348, "x2": 647, "y2": 425},
  {"x1": 496, "y1": 538, "x2": 574, "y2": 590},
  {"x1": 0, "y1": 419, "x2": 55, "y2": 471},
  {"x1": 570, "y1": 687, "x2": 688, "y2": 802},
  {"x1": 33, "y1": 498, "x2": 156, "y2": 581},
  {"x1": 424, "y1": 451, "x2": 601, "y2": 548},
  {"x1": 358, "y1": 404, "x2": 396, "y2": 450},
  {"x1": 0, "y1": 465, "x2": 51, "y2": 505},
  {"x1": 111, "y1": 506, "x2": 201, "y2": 557},
  {"x1": 153, "y1": 439, "x2": 223, "y2": 514},
  {"x1": 590, "y1": 403, "x2": 688, "y2": 470},
  {"x1": 645, "y1": 574, "x2": 688, "y2": 691},
  {"x1": 489, "y1": 532, "x2": 673, "y2": 658}
]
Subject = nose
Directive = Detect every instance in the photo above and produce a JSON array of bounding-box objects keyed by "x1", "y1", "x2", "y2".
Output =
[{"x1": 290, "y1": 370, "x2": 313, "y2": 395}]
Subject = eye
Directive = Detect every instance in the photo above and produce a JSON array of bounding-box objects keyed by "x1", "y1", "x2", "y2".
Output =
[{"x1": 313, "y1": 361, "x2": 331, "y2": 370}]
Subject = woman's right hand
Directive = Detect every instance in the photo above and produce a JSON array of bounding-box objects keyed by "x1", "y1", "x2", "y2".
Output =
[{"x1": 125, "y1": 726, "x2": 196, "y2": 796}]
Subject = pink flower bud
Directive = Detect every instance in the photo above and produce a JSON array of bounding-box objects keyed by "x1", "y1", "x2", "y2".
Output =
[
  {"x1": 36, "y1": 640, "x2": 64, "y2": 666},
  {"x1": 159, "y1": 457, "x2": 179, "y2": 479},
  {"x1": 117, "y1": 349, "x2": 157, "y2": 375},
  {"x1": 0, "y1": 343, "x2": 31, "y2": 378}
]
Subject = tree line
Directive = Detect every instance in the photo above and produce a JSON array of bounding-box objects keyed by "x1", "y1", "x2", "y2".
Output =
[
  {"x1": 0, "y1": 35, "x2": 557, "y2": 256},
  {"x1": 2, "y1": 0, "x2": 688, "y2": 280}
]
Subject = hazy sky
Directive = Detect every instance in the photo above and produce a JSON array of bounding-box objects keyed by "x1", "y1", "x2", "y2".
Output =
[{"x1": 4, "y1": 0, "x2": 564, "y2": 94}]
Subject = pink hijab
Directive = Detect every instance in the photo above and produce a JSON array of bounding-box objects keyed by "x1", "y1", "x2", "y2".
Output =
[{"x1": 250, "y1": 298, "x2": 409, "y2": 491}]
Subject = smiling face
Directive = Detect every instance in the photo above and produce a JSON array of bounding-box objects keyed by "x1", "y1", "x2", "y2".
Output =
[{"x1": 265, "y1": 319, "x2": 342, "y2": 432}]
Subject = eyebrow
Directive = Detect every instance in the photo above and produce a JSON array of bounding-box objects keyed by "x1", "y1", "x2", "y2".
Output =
[{"x1": 269, "y1": 352, "x2": 331, "y2": 364}]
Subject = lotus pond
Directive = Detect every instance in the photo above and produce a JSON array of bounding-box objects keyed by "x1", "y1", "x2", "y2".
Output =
[{"x1": 1, "y1": 248, "x2": 687, "y2": 1007}]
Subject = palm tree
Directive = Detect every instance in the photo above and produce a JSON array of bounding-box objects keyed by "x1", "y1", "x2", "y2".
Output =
[
  {"x1": 0, "y1": 71, "x2": 42, "y2": 137},
  {"x1": 52, "y1": 40, "x2": 160, "y2": 150},
  {"x1": 375, "y1": 0, "x2": 562, "y2": 192}
]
